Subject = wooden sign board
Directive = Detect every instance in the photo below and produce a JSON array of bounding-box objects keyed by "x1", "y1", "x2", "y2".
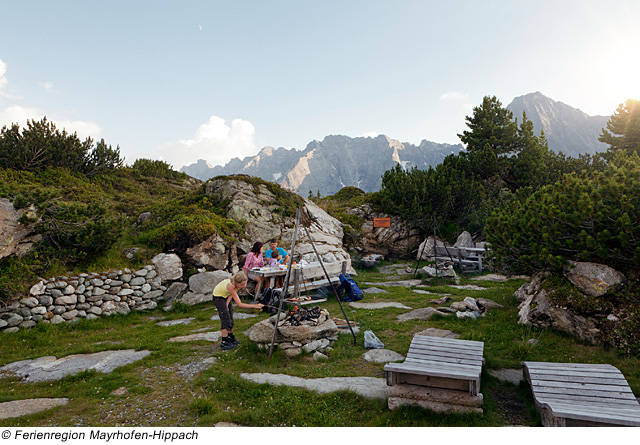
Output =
[{"x1": 373, "y1": 217, "x2": 391, "y2": 228}]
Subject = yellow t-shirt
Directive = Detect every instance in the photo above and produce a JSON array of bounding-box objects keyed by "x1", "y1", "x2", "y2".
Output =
[{"x1": 213, "y1": 279, "x2": 232, "y2": 298}]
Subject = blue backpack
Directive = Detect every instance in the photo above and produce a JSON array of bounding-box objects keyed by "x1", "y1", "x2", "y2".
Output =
[{"x1": 338, "y1": 273, "x2": 363, "y2": 302}]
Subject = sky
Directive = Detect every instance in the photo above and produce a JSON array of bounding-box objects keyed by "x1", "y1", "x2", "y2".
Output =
[{"x1": 1, "y1": 0, "x2": 639, "y2": 171}]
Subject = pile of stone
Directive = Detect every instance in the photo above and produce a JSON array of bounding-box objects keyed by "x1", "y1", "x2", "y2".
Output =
[
  {"x1": 248, "y1": 309, "x2": 338, "y2": 358},
  {"x1": 0, "y1": 253, "x2": 183, "y2": 334}
]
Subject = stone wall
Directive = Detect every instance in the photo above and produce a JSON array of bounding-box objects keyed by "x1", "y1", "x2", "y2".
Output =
[{"x1": 0, "y1": 266, "x2": 168, "y2": 333}]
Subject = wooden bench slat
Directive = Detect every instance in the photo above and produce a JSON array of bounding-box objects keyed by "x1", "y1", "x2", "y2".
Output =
[
  {"x1": 408, "y1": 343, "x2": 485, "y2": 359},
  {"x1": 385, "y1": 362, "x2": 481, "y2": 380},
  {"x1": 530, "y1": 379, "x2": 634, "y2": 393},
  {"x1": 406, "y1": 351, "x2": 481, "y2": 366},
  {"x1": 528, "y1": 371, "x2": 630, "y2": 384},
  {"x1": 536, "y1": 394, "x2": 640, "y2": 407},
  {"x1": 402, "y1": 358, "x2": 482, "y2": 376},
  {"x1": 523, "y1": 361, "x2": 618, "y2": 372},
  {"x1": 540, "y1": 402, "x2": 640, "y2": 426},
  {"x1": 411, "y1": 335, "x2": 484, "y2": 348},
  {"x1": 407, "y1": 347, "x2": 484, "y2": 362},
  {"x1": 411, "y1": 337, "x2": 484, "y2": 351},
  {"x1": 532, "y1": 386, "x2": 636, "y2": 400}
]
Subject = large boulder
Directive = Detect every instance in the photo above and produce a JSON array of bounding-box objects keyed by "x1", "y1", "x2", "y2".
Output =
[
  {"x1": 563, "y1": 261, "x2": 626, "y2": 297},
  {"x1": 152, "y1": 253, "x2": 183, "y2": 282},
  {"x1": 0, "y1": 199, "x2": 41, "y2": 260},
  {"x1": 185, "y1": 233, "x2": 234, "y2": 271},
  {"x1": 453, "y1": 231, "x2": 474, "y2": 249},
  {"x1": 188, "y1": 271, "x2": 231, "y2": 295},
  {"x1": 416, "y1": 236, "x2": 449, "y2": 261}
]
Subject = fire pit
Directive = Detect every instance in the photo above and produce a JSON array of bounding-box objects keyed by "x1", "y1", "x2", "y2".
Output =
[{"x1": 248, "y1": 307, "x2": 338, "y2": 357}]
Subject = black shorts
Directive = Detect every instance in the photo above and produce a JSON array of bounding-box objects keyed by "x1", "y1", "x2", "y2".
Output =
[{"x1": 213, "y1": 296, "x2": 234, "y2": 331}]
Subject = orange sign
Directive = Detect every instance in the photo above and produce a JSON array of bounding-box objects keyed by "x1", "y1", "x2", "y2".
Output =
[{"x1": 373, "y1": 217, "x2": 391, "y2": 228}]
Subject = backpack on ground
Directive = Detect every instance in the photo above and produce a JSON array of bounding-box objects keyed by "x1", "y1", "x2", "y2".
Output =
[
  {"x1": 259, "y1": 287, "x2": 281, "y2": 313},
  {"x1": 338, "y1": 273, "x2": 363, "y2": 302}
]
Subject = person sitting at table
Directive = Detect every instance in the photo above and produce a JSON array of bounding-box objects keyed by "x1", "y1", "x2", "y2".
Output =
[
  {"x1": 264, "y1": 238, "x2": 290, "y2": 265},
  {"x1": 267, "y1": 251, "x2": 280, "y2": 268},
  {"x1": 242, "y1": 242, "x2": 265, "y2": 290}
]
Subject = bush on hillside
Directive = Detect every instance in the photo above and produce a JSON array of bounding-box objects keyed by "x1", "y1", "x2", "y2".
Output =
[
  {"x1": 0, "y1": 118, "x2": 123, "y2": 175},
  {"x1": 131, "y1": 158, "x2": 187, "y2": 180},
  {"x1": 486, "y1": 152, "x2": 640, "y2": 274}
]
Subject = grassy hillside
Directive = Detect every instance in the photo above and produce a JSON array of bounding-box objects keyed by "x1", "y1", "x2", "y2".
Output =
[{"x1": 0, "y1": 166, "x2": 207, "y2": 303}]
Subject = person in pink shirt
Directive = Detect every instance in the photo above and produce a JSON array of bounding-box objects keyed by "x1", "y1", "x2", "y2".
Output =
[{"x1": 243, "y1": 242, "x2": 265, "y2": 289}]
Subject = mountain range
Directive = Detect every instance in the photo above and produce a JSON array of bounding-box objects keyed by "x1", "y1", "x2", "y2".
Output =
[{"x1": 181, "y1": 92, "x2": 611, "y2": 196}]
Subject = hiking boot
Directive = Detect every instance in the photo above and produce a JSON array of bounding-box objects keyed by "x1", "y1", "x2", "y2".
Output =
[
  {"x1": 220, "y1": 339, "x2": 238, "y2": 350},
  {"x1": 229, "y1": 334, "x2": 240, "y2": 345}
]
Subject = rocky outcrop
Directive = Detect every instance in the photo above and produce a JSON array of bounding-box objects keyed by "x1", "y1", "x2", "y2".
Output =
[
  {"x1": 345, "y1": 204, "x2": 421, "y2": 258},
  {"x1": 0, "y1": 198, "x2": 41, "y2": 260},
  {"x1": 515, "y1": 271, "x2": 603, "y2": 344},
  {"x1": 201, "y1": 177, "x2": 352, "y2": 266}
]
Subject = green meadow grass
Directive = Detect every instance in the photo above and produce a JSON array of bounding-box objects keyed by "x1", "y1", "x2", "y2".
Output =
[{"x1": 1, "y1": 261, "x2": 639, "y2": 427}]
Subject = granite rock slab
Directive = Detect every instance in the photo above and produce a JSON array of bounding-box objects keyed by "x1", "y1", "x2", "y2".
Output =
[{"x1": 0, "y1": 350, "x2": 151, "y2": 382}]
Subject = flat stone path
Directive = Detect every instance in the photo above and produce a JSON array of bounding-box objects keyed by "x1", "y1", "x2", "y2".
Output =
[
  {"x1": 156, "y1": 318, "x2": 195, "y2": 327},
  {"x1": 0, "y1": 398, "x2": 69, "y2": 420},
  {"x1": 167, "y1": 331, "x2": 222, "y2": 342},
  {"x1": 349, "y1": 301, "x2": 412, "y2": 310},
  {"x1": 363, "y1": 287, "x2": 388, "y2": 294},
  {"x1": 0, "y1": 350, "x2": 151, "y2": 383},
  {"x1": 448, "y1": 284, "x2": 487, "y2": 291},
  {"x1": 240, "y1": 373, "x2": 388, "y2": 399},
  {"x1": 364, "y1": 279, "x2": 423, "y2": 287}
]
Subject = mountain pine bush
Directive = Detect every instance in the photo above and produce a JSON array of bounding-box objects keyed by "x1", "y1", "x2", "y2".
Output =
[{"x1": 486, "y1": 152, "x2": 640, "y2": 274}]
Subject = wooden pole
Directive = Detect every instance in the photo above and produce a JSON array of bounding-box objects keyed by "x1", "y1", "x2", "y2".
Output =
[
  {"x1": 301, "y1": 225, "x2": 357, "y2": 345},
  {"x1": 268, "y1": 208, "x2": 301, "y2": 359}
]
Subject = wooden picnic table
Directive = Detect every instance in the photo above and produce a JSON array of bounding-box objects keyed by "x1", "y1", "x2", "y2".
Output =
[{"x1": 247, "y1": 259, "x2": 350, "y2": 300}]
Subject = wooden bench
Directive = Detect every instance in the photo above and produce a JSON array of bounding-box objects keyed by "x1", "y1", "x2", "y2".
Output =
[
  {"x1": 522, "y1": 361, "x2": 640, "y2": 427},
  {"x1": 384, "y1": 335, "x2": 485, "y2": 413},
  {"x1": 426, "y1": 246, "x2": 487, "y2": 273},
  {"x1": 276, "y1": 260, "x2": 350, "y2": 297}
]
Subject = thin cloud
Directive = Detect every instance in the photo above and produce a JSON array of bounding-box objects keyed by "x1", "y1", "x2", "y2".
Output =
[
  {"x1": 0, "y1": 105, "x2": 102, "y2": 140},
  {"x1": 156, "y1": 116, "x2": 258, "y2": 169},
  {"x1": 440, "y1": 91, "x2": 469, "y2": 101}
]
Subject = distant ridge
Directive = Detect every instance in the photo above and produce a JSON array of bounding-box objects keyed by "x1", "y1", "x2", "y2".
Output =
[
  {"x1": 181, "y1": 92, "x2": 613, "y2": 196},
  {"x1": 180, "y1": 134, "x2": 463, "y2": 196},
  {"x1": 506, "y1": 91, "x2": 609, "y2": 157}
]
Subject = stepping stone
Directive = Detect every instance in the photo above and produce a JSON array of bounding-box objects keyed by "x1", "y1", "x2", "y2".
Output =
[
  {"x1": 211, "y1": 312, "x2": 258, "y2": 321},
  {"x1": 240, "y1": 372, "x2": 388, "y2": 399},
  {"x1": 363, "y1": 287, "x2": 388, "y2": 294},
  {"x1": 416, "y1": 327, "x2": 460, "y2": 339},
  {"x1": 362, "y1": 349, "x2": 405, "y2": 363},
  {"x1": 156, "y1": 317, "x2": 195, "y2": 327},
  {"x1": 488, "y1": 368, "x2": 524, "y2": 385},
  {"x1": 469, "y1": 274, "x2": 509, "y2": 282},
  {"x1": 0, "y1": 350, "x2": 151, "y2": 383},
  {"x1": 448, "y1": 284, "x2": 487, "y2": 291},
  {"x1": 364, "y1": 279, "x2": 423, "y2": 287},
  {"x1": 349, "y1": 301, "x2": 412, "y2": 310},
  {"x1": 396, "y1": 307, "x2": 450, "y2": 322},
  {"x1": 0, "y1": 398, "x2": 69, "y2": 420},
  {"x1": 167, "y1": 331, "x2": 222, "y2": 343}
]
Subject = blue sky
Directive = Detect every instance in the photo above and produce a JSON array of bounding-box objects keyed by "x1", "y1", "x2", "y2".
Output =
[{"x1": 1, "y1": 1, "x2": 639, "y2": 170}]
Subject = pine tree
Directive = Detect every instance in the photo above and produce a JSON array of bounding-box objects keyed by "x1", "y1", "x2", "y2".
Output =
[{"x1": 599, "y1": 99, "x2": 640, "y2": 156}]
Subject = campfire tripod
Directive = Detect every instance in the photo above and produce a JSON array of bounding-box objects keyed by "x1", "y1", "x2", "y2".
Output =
[{"x1": 268, "y1": 208, "x2": 358, "y2": 359}]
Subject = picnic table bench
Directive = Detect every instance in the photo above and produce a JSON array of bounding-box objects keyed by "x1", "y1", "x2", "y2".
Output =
[
  {"x1": 384, "y1": 335, "x2": 485, "y2": 413},
  {"x1": 522, "y1": 361, "x2": 640, "y2": 427},
  {"x1": 426, "y1": 245, "x2": 487, "y2": 273}
]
